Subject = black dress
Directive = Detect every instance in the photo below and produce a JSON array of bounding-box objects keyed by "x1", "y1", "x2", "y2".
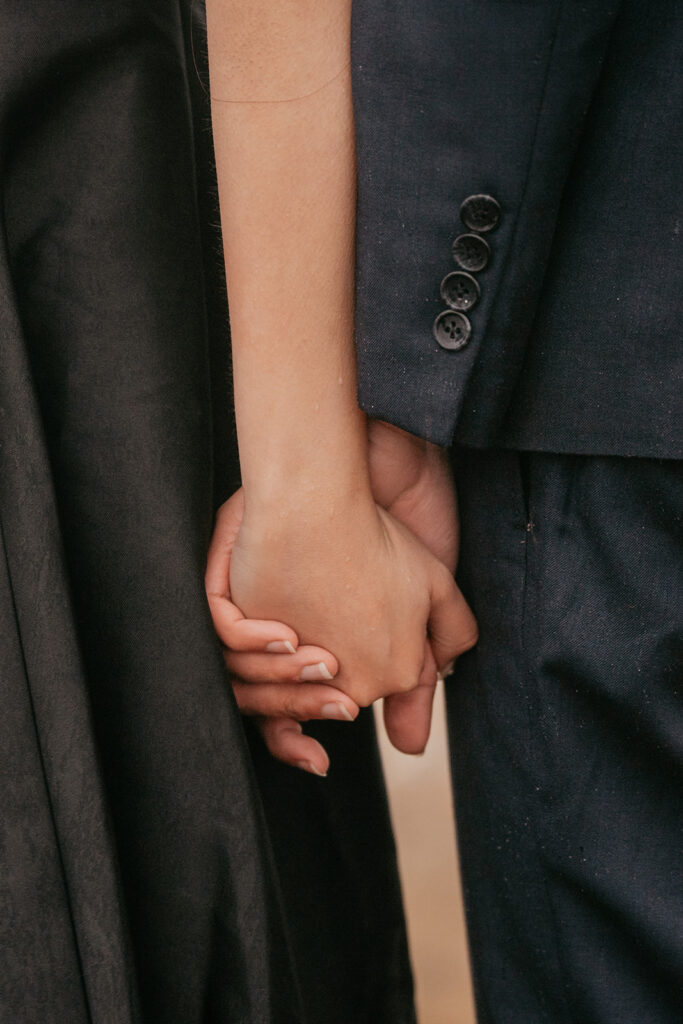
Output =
[{"x1": 0, "y1": 3, "x2": 413, "y2": 1021}]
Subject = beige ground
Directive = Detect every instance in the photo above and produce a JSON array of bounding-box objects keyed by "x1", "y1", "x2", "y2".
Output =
[{"x1": 376, "y1": 683, "x2": 477, "y2": 1024}]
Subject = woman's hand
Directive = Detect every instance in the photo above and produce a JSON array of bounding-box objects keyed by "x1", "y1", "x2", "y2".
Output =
[{"x1": 206, "y1": 541, "x2": 359, "y2": 777}]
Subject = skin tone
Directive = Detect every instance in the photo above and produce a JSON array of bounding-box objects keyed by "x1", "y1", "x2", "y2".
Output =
[
  {"x1": 366, "y1": 421, "x2": 462, "y2": 752},
  {"x1": 208, "y1": 423, "x2": 465, "y2": 774},
  {"x1": 204, "y1": 0, "x2": 477, "y2": 774}
]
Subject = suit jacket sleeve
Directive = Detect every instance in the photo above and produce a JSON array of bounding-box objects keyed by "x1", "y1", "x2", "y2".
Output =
[{"x1": 351, "y1": 0, "x2": 620, "y2": 446}]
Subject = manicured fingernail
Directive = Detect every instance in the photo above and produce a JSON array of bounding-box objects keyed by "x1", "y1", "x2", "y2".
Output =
[
  {"x1": 296, "y1": 760, "x2": 328, "y2": 777},
  {"x1": 320, "y1": 702, "x2": 354, "y2": 722},
  {"x1": 266, "y1": 640, "x2": 296, "y2": 654},
  {"x1": 299, "y1": 661, "x2": 334, "y2": 682}
]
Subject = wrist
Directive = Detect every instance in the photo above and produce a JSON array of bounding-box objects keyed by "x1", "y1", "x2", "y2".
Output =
[
  {"x1": 369, "y1": 419, "x2": 446, "y2": 459},
  {"x1": 243, "y1": 462, "x2": 374, "y2": 522},
  {"x1": 367, "y1": 418, "x2": 450, "y2": 508},
  {"x1": 240, "y1": 406, "x2": 374, "y2": 516}
]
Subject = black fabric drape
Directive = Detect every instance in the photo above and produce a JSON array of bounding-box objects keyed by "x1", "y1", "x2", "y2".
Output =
[{"x1": 0, "y1": 3, "x2": 412, "y2": 1021}]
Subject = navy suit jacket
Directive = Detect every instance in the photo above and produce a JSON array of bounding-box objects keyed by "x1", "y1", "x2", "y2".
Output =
[{"x1": 352, "y1": 0, "x2": 682, "y2": 456}]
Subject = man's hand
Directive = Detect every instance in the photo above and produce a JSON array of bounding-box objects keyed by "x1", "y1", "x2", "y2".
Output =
[
  {"x1": 368, "y1": 419, "x2": 459, "y2": 568},
  {"x1": 368, "y1": 419, "x2": 475, "y2": 754}
]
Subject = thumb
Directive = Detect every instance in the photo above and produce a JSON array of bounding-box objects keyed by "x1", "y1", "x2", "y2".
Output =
[
  {"x1": 427, "y1": 563, "x2": 478, "y2": 671},
  {"x1": 205, "y1": 489, "x2": 250, "y2": 647},
  {"x1": 205, "y1": 488, "x2": 245, "y2": 599},
  {"x1": 383, "y1": 641, "x2": 437, "y2": 754},
  {"x1": 205, "y1": 489, "x2": 303, "y2": 652}
]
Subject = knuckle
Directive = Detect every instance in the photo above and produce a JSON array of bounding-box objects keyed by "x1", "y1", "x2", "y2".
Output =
[
  {"x1": 456, "y1": 626, "x2": 479, "y2": 654},
  {"x1": 347, "y1": 684, "x2": 372, "y2": 708},
  {"x1": 283, "y1": 698, "x2": 303, "y2": 720},
  {"x1": 395, "y1": 671, "x2": 417, "y2": 694}
]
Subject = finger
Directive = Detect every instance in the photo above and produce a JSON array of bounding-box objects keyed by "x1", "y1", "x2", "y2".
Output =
[
  {"x1": 205, "y1": 491, "x2": 276, "y2": 649},
  {"x1": 428, "y1": 565, "x2": 478, "y2": 671},
  {"x1": 383, "y1": 641, "x2": 437, "y2": 754},
  {"x1": 258, "y1": 717, "x2": 330, "y2": 776},
  {"x1": 225, "y1": 645, "x2": 338, "y2": 683},
  {"x1": 233, "y1": 679, "x2": 358, "y2": 721},
  {"x1": 205, "y1": 491, "x2": 302, "y2": 652},
  {"x1": 208, "y1": 593, "x2": 300, "y2": 653},
  {"x1": 204, "y1": 489, "x2": 244, "y2": 597}
]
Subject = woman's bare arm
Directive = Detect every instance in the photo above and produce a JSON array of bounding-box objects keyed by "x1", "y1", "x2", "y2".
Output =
[{"x1": 207, "y1": 0, "x2": 365, "y2": 507}]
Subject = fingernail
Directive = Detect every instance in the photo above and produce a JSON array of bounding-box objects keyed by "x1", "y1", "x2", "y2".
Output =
[
  {"x1": 320, "y1": 702, "x2": 354, "y2": 722},
  {"x1": 296, "y1": 760, "x2": 328, "y2": 777},
  {"x1": 299, "y1": 661, "x2": 334, "y2": 682},
  {"x1": 266, "y1": 640, "x2": 296, "y2": 654},
  {"x1": 441, "y1": 660, "x2": 455, "y2": 678}
]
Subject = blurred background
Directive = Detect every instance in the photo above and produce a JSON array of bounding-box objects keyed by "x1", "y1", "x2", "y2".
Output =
[{"x1": 376, "y1": 683, "x2": 477, "y2": 1024}]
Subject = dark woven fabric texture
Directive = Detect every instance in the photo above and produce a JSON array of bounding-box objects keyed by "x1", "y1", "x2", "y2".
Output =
[{"x1": 0, "y1": 3, "x2": 412, "y2": 1021}]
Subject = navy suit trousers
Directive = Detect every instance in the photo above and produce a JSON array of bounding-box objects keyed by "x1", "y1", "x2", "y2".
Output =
[{"x1": 448, "y1": 449, "x2": 682, "y2": 1023}]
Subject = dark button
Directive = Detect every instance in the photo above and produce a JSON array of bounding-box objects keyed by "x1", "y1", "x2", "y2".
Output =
[
  {"x1": 452, "y1": 233, "x2": 490, "y2": 272},
  {"x1": 460, "y1": 194, "x2": 501, "y2": 233},
  {"x1": 433, "y1": 310, "x2": 471, "y2": 351},
  {"x1": 440, "y1": 271, "x2": 480, "y2": 312}
]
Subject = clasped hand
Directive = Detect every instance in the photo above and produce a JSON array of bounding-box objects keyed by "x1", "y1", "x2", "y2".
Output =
[{"x1": 205, "y1": 422, "x2": 477, "y2": 775}]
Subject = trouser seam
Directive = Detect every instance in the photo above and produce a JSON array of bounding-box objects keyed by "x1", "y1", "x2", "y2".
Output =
[{"x1": 518, "y1": 451, "x2": 575, "y2": 1024}]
